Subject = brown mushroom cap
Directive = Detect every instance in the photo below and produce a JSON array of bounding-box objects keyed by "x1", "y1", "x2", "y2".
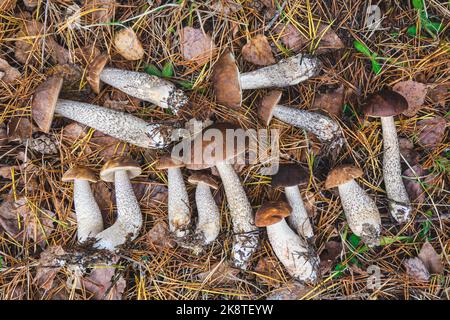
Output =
[
  {"x1": 32, "y1": 75, "x2": 63, "y2": 133},
  {"x1": 271, "y1": 163, "x2": 309, "y2": 188},
  {"x1": 258, "y1": 90, "x2": 282, "y2": 126},
  {"x1": 62, "y1": 166, "x2": 97, "y2": 182},
  {"x1": 188, "y1": 172, "x2": 219, "y2": 190},
  {"x1": 325, "y1": 164, "x2": 363, "y2": 189},
  {"x1": 255, "y1": 200, "x2": 292, "y2": 227},
  {"x1": 87, "y1": 54, "x2": 109, "y2": 94},
  {"x1": 100, "y1": 158, "x2": 141, "y2": 182},
  {"x1": 211, "y1": 49, "x2": 242, "y2": 110},
  {"x1": 362, "y1": 89, "x2": 408, "y2": 117},
  {"x1": 185, "y1": 122, "x2": 247, "y2": 170},
  {"x1": 156, "y1": 154, "x2": 184, "y2": 170}
]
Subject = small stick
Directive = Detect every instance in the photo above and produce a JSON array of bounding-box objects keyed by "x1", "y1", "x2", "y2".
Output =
[{"x1": 264, "y1": 1, "x2": 287, "y2": 31}]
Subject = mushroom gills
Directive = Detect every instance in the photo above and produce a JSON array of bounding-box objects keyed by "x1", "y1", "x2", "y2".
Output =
[
  {"x1": 99, "y1": 68, "x2": 188, "y2": 113},
  {"x1": 284, "y1": 185, "x2": 314, "y2": 239},
  {"x1": 55, "y1": 99, "x2": 167, "y2": 148},
  {"x1": 267, "y1": 219, "x2": 319, "y2": 283},
  {"x1": 73, "y1": 179, "x2": 104, "y2": 241},
  {"x1": 215, "y1": 162, "x2": 259, "y2": 269},
  {"x1": 239, "y1": 54, "x2": 320, "y2": 90},
  {"x1": 380, "y1": 116, "x2": 412, "y2": 223},
  {"x1": 337, "y1": 179, "x2": 382, "y2": 246},
  {"x1": 167, "y1": 167, "x2": 191, "y2": 238},
  {"x1": 95, "y1": 170, "x2": 143, "y2": 251}
]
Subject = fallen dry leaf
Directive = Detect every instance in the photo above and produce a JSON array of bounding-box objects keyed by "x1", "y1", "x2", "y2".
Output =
[
  {"x1": 416, "y1": 117, "x2": 446, "y2": 148},
  {"x1": 403, "y1": 164, "x2": 427, "y2": 203},
  {"x1": 398, "y1": 138, "x2": 419, "y2": 166},
  {"x1": 404, "y1": 257, "x2": 430, "y2": 281},
  {"x1": 0, "y1": 58, "x2": 20, "y2": 83},
  {"x1": 393, "y1": 80, "x2": 428, "y2": 117},
  {"x1": 7, "y1": 117, "x2": 34, "y2": 142},
  {"x1": 242, "y1": 34, "x2": 275, "y2": 66},
  {"x1": 311, "y1": 85, "x2": 345, "y2": 116},
  {"x1": 80, "y1": 266, "x2": 126, "y2": 300},
  {"x1": 62, "y1": 122, "x2": 87, "y2": 142},
  {"x1": 254, "y1": 256, "x2": 283, "y2": 286},
  {"x1": 84, "y1": 0, "x2": 117, "y2": 24},
  {"x1": 34, "y1": 245, "x2": 66, "y2": 291},
  {"x1": 90, "y1": 131, "x2": 130, "y2": 159},
  {"x1": 211, "y1": 0, "x2": 243, "y2": 14},
  {"x1": 266, "y1": 282, "x2": 313, "y2": 300},
  {"x1": 418, "y1": 241, "x2": 444, "y2": 275},
  {"x1": 92, "y1": 181, "x2": 113, "y2": 218},
  {"x1": 145, "y1": 221, "x2": 176, "y2": 249},
  {"x1": 0, "y1": 165, "x2": 20, "y2": 179},
  {"x1": 319, "y1": 240, "x2": 342, "y2": 275},
  {"x1": 303, "y1": 191, "x2": 317, "y2": 218},
  {"x1": 180, "y1": 27, "x2": 217, "y2": 65},
  {"x1": 114, "y1": 28, "x2": 144, "y2": 61},
  {"x1": 197, "y1": 261, "x2": 240, "y2": 285},
  {"x1": 428, "y1": 83, "x2": 449, "y2": 107}
]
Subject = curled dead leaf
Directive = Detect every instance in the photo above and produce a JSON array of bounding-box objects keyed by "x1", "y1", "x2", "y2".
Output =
[
  {"x1": 34, "y1": 245, "x2": 66, "y2": 291},
  {"x1": 319, "y1": 240, "x2": 342, "y2": 275},
  {"x1": 418, "y1": 241, "x2": 444, "y2": 275},
  {"x1": 211, "y1": 0, "x2": 243, "y2": 14},
  {"x1": 0, "y1": 58, "x2": 20, "y2": 83},
  {"x1": 242, "y1": 34, "x2": 275, "y2": 66},
  {"x1": 114, "y1": 28, "x2": 144, "y2": 61},
  {"x1": 180, "y1": 27, "x2": 217, "y2": 65},
  {"x1": 416, "y1": 117, "x2": 446, "y2": 148},
  {"x1": 254, "y1": 256, "x2": 283, "y2": 286},
  {"x1": 80, "y1": 266, "x2": 126, "y2": 300},
  {"x1": 84, "y1": 0, "x2": 117, "y2": 24},
  {"x1": 393, "y1": 80, "x2": 428, "y2": 117},
  {"x1": 398, "y1": 138, "x2": 419, "y2": 166},
  {"x1": 403, "y1": 164, "x2": 427, "y2": 204},
  {"x1": 404, "y1": 257, "x2": 430, "y2": 282},
  {"x1": 145, "y1": 221, "x2": 176, "y2": 249},
  {"x1": 311, "y1": 85, "x2": 345, "y2": 117},
  {"x1": 428, "y1": 83, "x2": 449, "y2": 107},
  {"x1": 197, "y1": 261, "x2": 240, "y2": 285},
  {"x1": 7, "y1": 117, "x2": 35, "y2": 142}
]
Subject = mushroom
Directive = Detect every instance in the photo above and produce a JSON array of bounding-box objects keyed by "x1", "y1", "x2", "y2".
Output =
[
  {"x1": 94, "y1": 158, "x2": 143, "y2": 251},
  {"x1": 186, "y1": 172, "x2": 220, "y2": 252},
  {"x1": 155, "y1": 155, "x2": 190, "y2": 238},
  {"x1": 62, "y1": 166, "x2": 104, "y2": 241},
  {"x1": 87, "y1": 54, "x2": 188, "y2": 114},
  {"x1": 32, "y1": 75, "x2": 171, "y2": 148},
  {"x1": 271, "y1": 163, "x2": 314, "y2": 239},
  {"x1": 255, "y1": 200, "x2": 319, "y2": 283},
  {"x1": 184, "y1": 123, "x2": 258, "y2": 269},
  {"x1": 362, "y1": 89, "x2": 411, "y2": 223},
  {"x1": 212, "y1": 49, "x2": 320, "y2": 109},
  {"x1": 325, "y1": 165, "x2": 382, "y2": 246},
  {"x1": 258, "y1": 90, "x2": 343, "y2": 151}
]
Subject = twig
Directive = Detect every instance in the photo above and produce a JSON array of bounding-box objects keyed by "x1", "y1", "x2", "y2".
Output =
[{"x1": 264, "y1": 1, "x2": 287, "y2": 31}]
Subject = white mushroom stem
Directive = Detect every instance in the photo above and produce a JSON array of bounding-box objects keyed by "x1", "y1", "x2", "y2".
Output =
[
  {"x1": 55, "y1": 99, "x2": 167, "y2": 148},
  {"x1": 193, "y1": 182, "x2": 220, "y2": 245},
  {"x1": 99, "y1": 68, "x2": 188, "y2": 113},
  {"x1": 95, "y1": 170, "x2": 142, "y2": 251},
  {"x1": 272, "y1": 105, "x2": 343, "y2": 149},
  {"x1": 284, "y1": 186, "x2": 314, "y2": 239},
  {"x1": 167, "y1": 167, "x2": 190, "y2": 237},
  {"x1": 215, "y1": 162, "x2": 259, "y2": 270},
  {"x1": 240, "y1": 54, "x2": 320, "y2": 90},
  {"x1": 380, "y1": 116, "x2": 412, "y2": 223},
  {"x1": 337, "y1": 180, "x2": 382, "y2": 246},
  {"x1": 266, "y1": 219, "x2": 319, "y2": 283},
  {"x1": 73, "y1": 179, "x2": 103, "y2": 241}
]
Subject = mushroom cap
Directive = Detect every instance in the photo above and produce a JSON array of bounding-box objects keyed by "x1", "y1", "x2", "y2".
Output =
[
  {"x1": 211, "y1": 49, "x2": 242, "y2": 110},
  {"x1": 258, "y1": 90, "x2": 282, "y2": 126},
  {"x1": 87, "y1": 54, "x2": 109, "y2": 94},
  {"x1": 185, "y1": 122, "x2": 247, "y2": 170},
  {"x1": 255, "y1": 200, "x2": 292, "y2": 227},
  {"x1": 325, "y1": 164, "x2": 363, "y2": 189},
  {"x1": 362, "y1": 89, "x2": 408, "y2": 117},
  {"x1": 188, "y1": 172, "x2": 219, "y2": 189},
  {"x1": 100, "y1": 158, "x2": 141, "y2": 182},
  {"x1": 271, "y1": 163, "x2": 309, "y2": 188},
  {"x1": 32, "y1": 76, "x2": 63, "y2": 133},
  {"x1": 62, "y1": 166, "x2": 97, "y2": 182},
  {"x1": 155, "y1": 154, "x2": 184, "y2": 170}
]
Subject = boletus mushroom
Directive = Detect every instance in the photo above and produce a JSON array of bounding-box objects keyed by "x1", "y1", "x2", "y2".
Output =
[
  {"x1": 271, "y1": 163, "x2": 314, "y2": 239},
  {"x1": 87, "y1": 54, "x2": 188, "y2": 114},
  {"x1": 184, "y1": 123, "x2": 258, "y2": 269},
  {"x1": 362, "y1": 89, "x2": 411, "y2": 223},
  {"x1": 62, "y1": 166, "x2": 104, "y2": 241},
  {"x1": 258, "y1": 90, "x2": 343, "y2": 151},
  {"x1": 255, "y1": 200, "x2": 319, "y2": 283},
  {"x1": 156, "y1": 155, "x2": 190, "y2": 238},
  {"x1": 94, "y1": 158, "x2": 143, "y2": 251},
  {"x1": 32, "y1": 75, "x2": 171, "y2": 148},
  {"x1": 325, "y1": 165, "x2": 382, "y2": 246},
  {"x1": 212, "y1": 49, "x2": 320, "y2": 109}
]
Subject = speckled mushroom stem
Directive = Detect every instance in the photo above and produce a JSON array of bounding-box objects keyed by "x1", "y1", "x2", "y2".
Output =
[
  {"x1": 337, "y1": 180, "x2": 382, "y2": 246},
  {"x1": 240, "y1": 54, "x2": 320, "y2": 90},
  {"x1": 55, "y1": 99, "x2": 168, "y2": 149},
  {"x1": 380, "y1": 116, "x2": 412, "y2": 223},
  {"x1": 73, "y1": 179, "x2": 104, "y2": 241},
  {"x1": 271, "y1": 105, "x2": 343, "y2": 150},
  {"x1": 284, "y1": 186, "x2": 314, "y2": 239},
  {"x1": 95, "y1": 170, "x2": 142, "y2": 251},
  {"x1": 99, "y1": 68, "x2": 188, "y2": 114},
  {"x1": 215, "y1": 162, "x2": 259, "y2": 270},
  {"x1": 167, "y1": 167, "x2": 190, "y2": 238},
  {"x1": 267, "y1": 219, "x2": 319, "y2": 283}
]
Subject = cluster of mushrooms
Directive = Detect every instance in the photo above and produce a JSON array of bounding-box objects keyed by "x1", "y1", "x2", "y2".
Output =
[{"x1": 30, "y1": 47, "x2": 413, "y2": 284}]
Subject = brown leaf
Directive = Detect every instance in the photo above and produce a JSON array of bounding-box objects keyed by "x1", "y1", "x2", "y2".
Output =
[
  {"x1": 84, "y1": 0, "x2": 117, "y2": 24},
  {"x1": 34, "y1": 245, "x2": 66, "y2": 291},
  {"x1": 416, "y1": 117, "x2": 446, "y2": 148},
  {"x1": 80, "y1": 266, "x2": 126, "y2": 300},
  {"x1": 428, "y1": 83, "x2": 449, "y2": 107},
  {"x1": 114, "y1": 28, "x2": 144, "y2": 61},
  {"x1": 103, "y1": 90, "x2": 141, "y2": 112},
  {"x1": 0, "y1": 196, "x2": 20, "y2": 235},
  {"x1": 404, "y1": 257, "x2": 430, "y2": 281},
  {"x1": 398, "y1": 138, "x2": 419, "y2": 165},
  {"x1": 311, "y1": 85, "x2": 345, "y2": 116},
  {"x1": 393, "y1": 80, "x2": 428, "y2": 117},
  {"x1": 92, "y1": 181, "x2": 113, "y2": 218},
  {"x1": 403, "y1": 164, "x2": 427, "y2": 203},
  {"x1": 90, "y1": 132, "x2": 130, "y2": 159},
  {"x1": 62, "y1": 122, "x2": 87, "y2": 142},
  {"x1": 254, "y1": 256, "x2": 283, "y2": 286},
  {"x1": 266, "y1": 282, "x2": 313, "y2": 300},
  {"x1": 145, "y1": 221, "x2": 176, "y2": 249},
  {"x1": 0, "y1": 58, "x2": 20, "y2": 83},
  {"x1": 0, "y1": 166, "x2": 20, "y2": 179},
  {"x1": 303, "y1": 191, "x2": 317, "y2": 218},
  {"x1": 197, "y1": 261, "x2": 240, "y2": 285},
  {"x1": 319, "y1": 240, "x2": 342, "y2": 275},
  {"x1": 242, "y1": 35, "x2": 275, "y2": 66},
  {"x1": 210, "y1": 0, "x2": 243, "y2": 14},
  {"x1": 7, "y1": 117, "x2": 34, "y2": 142},
  {"x1": 0, "y1": 127, "x2": 7, "y2": 146},
  {"x1": 180, "y1": 27, "x2": 217, "y2": 65},
  {"x1": 418, "y1": 241, "x2": 444, "y2": 275}
]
